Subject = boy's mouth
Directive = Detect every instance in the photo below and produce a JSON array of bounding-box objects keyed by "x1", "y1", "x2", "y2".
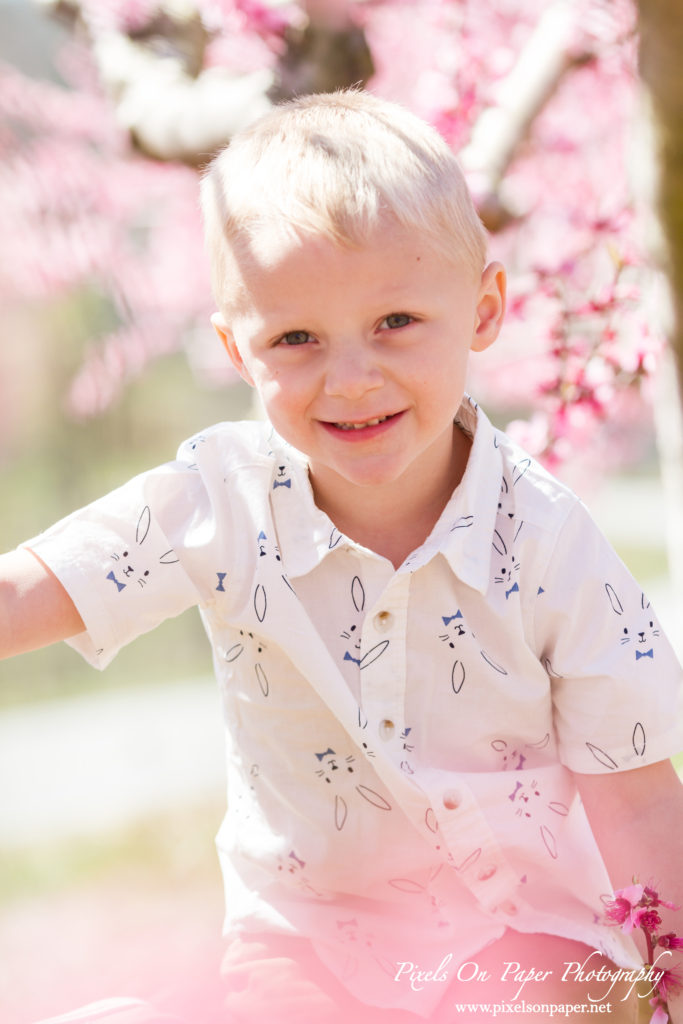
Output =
[{"x1": 332, "y1": 414, "x2": 394, "y2": 431}]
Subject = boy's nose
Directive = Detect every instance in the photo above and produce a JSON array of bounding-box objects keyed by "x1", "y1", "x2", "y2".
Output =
[{"x1": 323, "y1": 344, "x2": 384, "y2": 399}]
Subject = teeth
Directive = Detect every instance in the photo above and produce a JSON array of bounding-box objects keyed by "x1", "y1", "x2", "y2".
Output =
[{"x1": 335, "y1": 415, "x2": 390, "y2": 430}]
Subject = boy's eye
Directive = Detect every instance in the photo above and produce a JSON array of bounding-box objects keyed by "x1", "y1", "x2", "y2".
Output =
[
  {"x1": 279, "y1": 330, "x2": 313, "y2": 346},
  {"x1": 381, "y1": 313, "x2": 413, "y2": 330}
]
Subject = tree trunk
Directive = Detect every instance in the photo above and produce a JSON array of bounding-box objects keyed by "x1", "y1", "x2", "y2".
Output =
[{"x1": 637, "y1": 0, "x2": 683, "y2": 393}]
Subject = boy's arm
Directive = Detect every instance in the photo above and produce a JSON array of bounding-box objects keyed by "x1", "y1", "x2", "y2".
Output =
[
  {"x1": 576, "y1": 761, "x2": 683, "y2": 1020},
  {"x1": 0, "y1": 548, "x2": 85, "y2": 660}
]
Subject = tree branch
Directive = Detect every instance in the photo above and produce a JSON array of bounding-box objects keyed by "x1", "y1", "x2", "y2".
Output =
[
  {"x1": 460, "y1": 0, "x2": 593, "y2": 231},
  {"x1": 36, "y1": 0, "x2": 372, "y2": 166}
]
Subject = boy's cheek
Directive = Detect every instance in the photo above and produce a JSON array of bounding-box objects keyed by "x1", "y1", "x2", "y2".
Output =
[{"x1": 250, "y1": 378, "x2": 287, "y2": 417}]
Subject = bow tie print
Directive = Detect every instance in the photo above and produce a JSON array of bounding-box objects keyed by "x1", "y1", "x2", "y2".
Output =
[
  {"x1": 273, "y1": 479, "x2": 292, "y2": 489},
  {"x1": 635, "y1": 648, "x2": 654, "y2": 660}
]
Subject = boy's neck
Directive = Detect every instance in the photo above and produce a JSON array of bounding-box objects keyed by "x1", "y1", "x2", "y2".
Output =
[{"x1": 309, "y1": 425, "x2": 472, "y2": 569}]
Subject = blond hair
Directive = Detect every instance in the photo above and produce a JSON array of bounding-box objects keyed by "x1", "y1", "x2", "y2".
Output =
[{"x1": 200, "y1": 89, "x2": 487, "y2": 311}]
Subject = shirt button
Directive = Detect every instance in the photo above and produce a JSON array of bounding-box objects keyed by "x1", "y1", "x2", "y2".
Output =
[
  {"x1": 379, "y1": 719, "x2": 395, "y2": 740},
  {"x1": 442, "y1": 789, "x2": 461, "y2": 810},
  {"x1": 373, "y1": 610, "x2": 394, "y2": 632},
  {"x1": 497, "y1": 900, "x2": 519, "y2": 916},
  {"x1": 477, "y1": 865, "x2": 498, "y2": 882}
]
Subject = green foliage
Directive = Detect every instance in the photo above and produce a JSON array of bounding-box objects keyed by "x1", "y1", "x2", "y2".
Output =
[
  {"x1": 0, "y1": 800, "x2": 223, "y2": 907},
  {"x1": 0, "y1": 293, "x2": 254, "y2": 706}
]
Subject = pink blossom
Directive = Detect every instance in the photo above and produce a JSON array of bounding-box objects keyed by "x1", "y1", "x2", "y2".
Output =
[
  {"x1": 604, "y1": 884, "x2": 682, "y2": 1022},
  {"x1": 655, "y1": 968, "x2": 683, "y2": 1001},
  {"x1": 233, "y1": 0, "x2": 291, "y2": 39},
  {"x1": 614, "y1": 884, "x2": 645, "y2": 905},
  {"x1": 604, "y1": 899, "x2": 637, "y2": 929},
  {"x1": 645, "y1": 888, "x2": 680, "y2": 911},
  {"x1": 604, "y1": 885, "x2": 645, "y2": 932},
  {"x1": 634, "y1": 908, "x2": 663, "y2": 934}
]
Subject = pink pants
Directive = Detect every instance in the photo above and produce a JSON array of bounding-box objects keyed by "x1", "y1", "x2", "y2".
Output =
[
  {"x1": 219, "y1": 932, "x2": 641, "y2": 1024},
  {"x1": 33, "y1": 931, "x2": 642, "y2": 1024}
]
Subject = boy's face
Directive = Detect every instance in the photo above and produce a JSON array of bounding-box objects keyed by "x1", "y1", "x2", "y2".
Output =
[{"x1": 212, "y1": 218, "x2": 505, "y2": 515}]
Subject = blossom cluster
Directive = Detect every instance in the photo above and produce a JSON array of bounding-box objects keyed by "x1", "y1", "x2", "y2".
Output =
[
  {"x1": 0, "y1": 0, "x2": 663, "y2": 472},
  {"x1": 605, "y1": 884, "x2": 683, "y2": 1023}
]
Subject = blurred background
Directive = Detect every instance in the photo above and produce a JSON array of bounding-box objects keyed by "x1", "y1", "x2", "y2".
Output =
[{"x1": 1, "y1": 0, "x2": 682, "y2": 1020}]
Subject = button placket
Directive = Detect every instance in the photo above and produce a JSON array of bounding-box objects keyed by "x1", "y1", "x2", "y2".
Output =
[
  {"x1": 422, "y1": 773, "x2": 522, "y2": 913},
  {"x1": 358, "y1": 575, "x2": 409, "y2": 758}
]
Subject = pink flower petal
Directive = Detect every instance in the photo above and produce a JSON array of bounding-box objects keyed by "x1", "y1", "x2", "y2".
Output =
[{"x1": 615, "y1": 883, "x2": 645, "y2": 906}]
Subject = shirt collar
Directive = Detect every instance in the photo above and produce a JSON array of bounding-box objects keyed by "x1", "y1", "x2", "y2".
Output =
[
  {"x1": 270, "y1": 396, "x2": 502, "y2": 591},
  {"x1": 413, "y1": 395, "x2": 502, "y2": 593},
  {"x1": 268, "y1": 440, "x2": 347, "y2": 578}
]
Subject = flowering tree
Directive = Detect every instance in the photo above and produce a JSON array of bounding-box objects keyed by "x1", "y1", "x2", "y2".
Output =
[{"x1": 0, "y1": 0, "x2": 666, "y2": 478}]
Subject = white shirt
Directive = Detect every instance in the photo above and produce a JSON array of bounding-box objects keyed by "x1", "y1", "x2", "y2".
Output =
[{"x1": 27, "y1": 397, "x2": 683, "y2": 1016}]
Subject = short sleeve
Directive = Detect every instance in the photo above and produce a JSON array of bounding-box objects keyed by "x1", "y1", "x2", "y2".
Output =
[
  {"x1": 534, "y1": 499, "x2": 683, "y2": 773},
  {"x1": 24, "y1": 455, "x2": 216, "y2": 670}
]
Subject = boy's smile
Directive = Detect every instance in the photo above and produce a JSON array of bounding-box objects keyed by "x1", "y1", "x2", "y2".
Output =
[{"x1": 213, "y1": 219, "x2": 505, "y2": 550}]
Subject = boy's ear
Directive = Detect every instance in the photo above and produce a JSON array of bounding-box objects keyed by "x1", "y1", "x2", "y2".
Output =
[
  {"x1": 471, "y1": 261, "x2": 506, "y2": 353},
  {"x1": 210, "y1": 313, "x2": 255, "y2": 387}
]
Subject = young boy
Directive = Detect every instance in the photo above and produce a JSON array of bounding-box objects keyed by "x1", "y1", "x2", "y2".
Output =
[{"x1": 3, "y1": 90, "x2": 683, "y2": 1024}]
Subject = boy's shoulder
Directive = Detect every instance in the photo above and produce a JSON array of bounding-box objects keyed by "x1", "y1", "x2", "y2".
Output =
[
  {"x1": 463, "y1": 397, "x2": 580, "y2": 537},
  {"x1": 495, "y1": 429, "x2": 579, "y2": 529},
  {"x1": 176, "y1": 419, "x2": 304, "y2": 477}
]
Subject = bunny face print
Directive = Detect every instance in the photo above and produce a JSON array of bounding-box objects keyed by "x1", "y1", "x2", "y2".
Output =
[
  {"x1": 436, "y1": 607, "x2": 508, "y2": 694},
  {"x1": 313, "y1": 746, "x2": 392, "y2": 831},
  {"x1": 106, "y1": 505, "x2": 179, "y2": 593},
  {"x1": 605, "y1": 584, "x2": 661, "y2": 662}
]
